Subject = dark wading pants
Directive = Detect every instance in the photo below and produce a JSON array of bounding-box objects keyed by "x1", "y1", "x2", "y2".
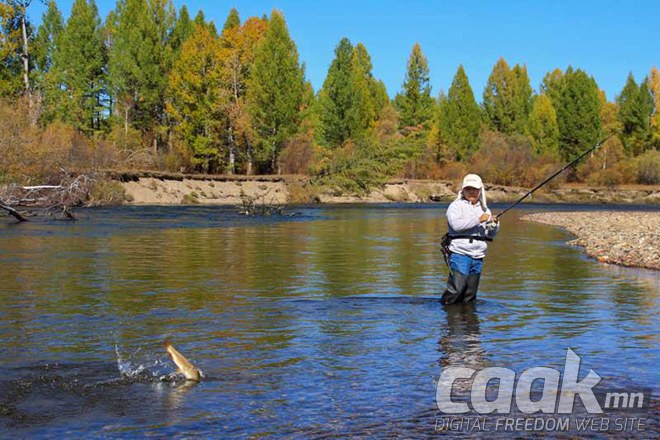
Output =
[{"x1": 441, "y1": 253, "x2": 483, "y2": 305}]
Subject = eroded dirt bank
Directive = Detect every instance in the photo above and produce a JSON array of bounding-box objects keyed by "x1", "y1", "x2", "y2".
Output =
[{"x1": 111, "y1": 172, "x2": 660, "y2": 206}]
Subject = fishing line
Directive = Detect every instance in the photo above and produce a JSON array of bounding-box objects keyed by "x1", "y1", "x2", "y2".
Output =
[{"x1": 495, "y1": 133, "x2": 616, "y2": 219}]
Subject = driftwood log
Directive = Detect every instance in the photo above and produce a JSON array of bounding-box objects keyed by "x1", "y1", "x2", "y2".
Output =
[
  {"x1": 237, "y1": 188, "x2": 287, "y2": 216},
  {"x1": 0, "y1": 201, "x2": 28, "y2": 222},
  {"x1": 0, "y1": 173, "x2": 95, "y2": 222}
]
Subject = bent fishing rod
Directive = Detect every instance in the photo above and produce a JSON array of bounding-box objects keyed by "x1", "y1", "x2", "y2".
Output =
[{"x1": 495, "y1": 134, "x2": 615, "y2": 219}]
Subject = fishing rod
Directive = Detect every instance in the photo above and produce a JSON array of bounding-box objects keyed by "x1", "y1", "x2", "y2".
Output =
[{"x1": 495, "y1": 133, "x2": 615, "y2": 219}]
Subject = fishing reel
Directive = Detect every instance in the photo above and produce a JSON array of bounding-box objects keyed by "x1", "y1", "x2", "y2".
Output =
[{"x1": 485, "y1": 215, "x2": 499, "y2": 231}]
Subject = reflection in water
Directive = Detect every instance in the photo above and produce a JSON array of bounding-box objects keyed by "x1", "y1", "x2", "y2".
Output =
[
  {"x1": 0, "y1": 204, "x2": 658, "y2": 437},
  {"x1": 439, "y1": 303, "x2": 487, "y2": 370}
]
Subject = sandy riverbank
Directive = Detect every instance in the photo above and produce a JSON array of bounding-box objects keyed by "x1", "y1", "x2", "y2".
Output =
[
  {"x1": 522, "y1": 211, "x2": 660, "y2": 270},
  {"x1": 110, "y1": 172, "x2": 660, "y2": 206}
]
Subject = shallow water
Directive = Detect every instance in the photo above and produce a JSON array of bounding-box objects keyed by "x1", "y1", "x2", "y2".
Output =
[{"x1": 0, "y1": 204, "x2": 658, "y2": 438}]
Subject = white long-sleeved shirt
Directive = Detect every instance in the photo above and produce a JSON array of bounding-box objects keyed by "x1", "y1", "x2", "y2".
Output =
[{"x1": 446, "y1": 197, "x2": 499, "y2": 259}]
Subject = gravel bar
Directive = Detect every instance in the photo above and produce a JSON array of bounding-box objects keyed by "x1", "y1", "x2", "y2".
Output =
[{"x1": 522, "y1": 211, "x2": 660, "y2": 270}]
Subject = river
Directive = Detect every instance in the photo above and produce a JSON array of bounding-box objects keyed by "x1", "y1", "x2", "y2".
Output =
[{"x1": 0, "y1": 204, "x2": 657, "y2": 438}]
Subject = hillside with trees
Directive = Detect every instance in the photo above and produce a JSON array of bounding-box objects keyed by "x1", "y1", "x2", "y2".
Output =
[{"x1": 1, "y1": 1, "x2": 658, "y2": 196}]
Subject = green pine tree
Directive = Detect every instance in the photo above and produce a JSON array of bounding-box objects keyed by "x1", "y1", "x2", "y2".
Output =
[
  {"x1": 318, "y1": 39, "x2": 387, "y2": 147},
  {"x1": 394, "y1": 42, "x2": 434, "y2": 129},
  {"x1": 371, "y1": 78, "x2": 389, "y2": 120},
  {"x1": 512, "y1": 64, "x2": 533, "y2": 133},
  {"x1": 318, "y1": 37, "x2": 354, "y2": 148},
  {"x1": 45, "y1": 0, "x2": 106, "y2": 132},
  {"x1": 193, "y1": 10, "x2": 206, "y2": 28},
  {"x1": 617, "y1": 73, "x2": 654, "y2": 155},
  {"x1": 439, "y1": 65, "x2": 482, "y2": 160},
  {"x1": 555, "y1": 67, "x2": 602, "y2": 161},
  {"x1": 483, "y1": 57, "x2": 532, "y2": 135},
  {"x1": 346, "y1": 43, "x2": 376, "y2": 141},
  {"x1": 541, "y1": 68, "x2": 565, "y2": 107},
  {"x1": 108, "y1": 0, "x2": 175, "y2": 144},
  {"x1": 222, "y1": 7, "x2": 240, "y2": 33},
  {"x1": 246, "y1": 9, "x2": 305, "y2": 173},
  {"x1": 33, "y1": 0, "x2": 63, "y2": 86},
  {"x1": 355, "y1": 43, "x2": 388, "y2": 130},
  {"x1": 170, "y1": 5, "x2": 193, "y2": 53}
]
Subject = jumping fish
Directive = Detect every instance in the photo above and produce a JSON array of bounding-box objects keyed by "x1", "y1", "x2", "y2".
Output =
[{"x1": 163, "y1": 340, "x2": 202, "y2": 382}]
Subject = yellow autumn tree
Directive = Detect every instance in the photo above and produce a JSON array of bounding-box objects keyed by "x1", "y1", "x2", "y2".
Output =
[
  {"x1": 219, "y1": 14, "x2": 268, "y2": 174},
  {"x1": 528, "y1": 93, "x2": 560, "y2": 156},
  {"x1": 166, "y1": 24, "x2": 227, "y2": 172},
  {"x1": 650, "y1": 67, "x2": 660, "y2": 147},
  {"x1": 0, "y1": 2, "x2": 25, "y2": 97}
]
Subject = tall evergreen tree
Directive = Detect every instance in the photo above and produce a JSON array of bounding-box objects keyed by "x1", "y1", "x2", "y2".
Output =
[
  {"x1": 347, "y1": 43, "x2": 382, "y2": 140},
  {"x1": 512, "y1": 64, "x2": 533, "y2": 131},
  {"x1": 318, "y1": 37, "x2": 354, "y2": 147},
  {"x1": 483, "y1": 57, "x2": 532, "y2": 135},
  {"x1": 555, "y1": 68, "x2": 602, "y2": 161},
  {"x1": 318, "y1": 38, "x2": 386, "y2": 147},
  {"x1": 222, "y1": 7, "x2": 240, "y2": 33},
  {"x1": 394, "y1": 42, "x2": 433, "y2": 129},
  {"x1": 371, "y1": 79, "x2": 389, "y2": 120},
  {"x1": 169, "y1": 5, "x2": 193, "y2": 53},
  {"x1": 541, "y1": 68, "x2": 565, "y2": 107},
  {"x1": 438, "y1": 65, "x2": 482, "y2": 160},
  {"x1": 193, "y1": 10, "x2": 206, "y2": 28},
  {"x1": 167, "y1": 24, "x2": 225, "y2": 172},
  {"x1": 528, "y1": 94, "x2": 559, "y2": 156},
  {"x1": 33, "y1": 0, "x2": 63, "y2": 86},
  {"x1": 108, "y1": 0, "x2": 175, "y2": 144},
  {"x1": 617, "y1": 73, "x2": 654, "y2": 155},
  {"x1": 246, "y1": 10, "x2": 305, "y2": 173},
  {"x1": 355, "y1": 43, "x2": 388, "y2": 125},
  {"x1": 346, "y1": 43, "x2": 376, "y2": 141},
  {"x1": 45, "y1": 0, "x2": 106, "y2": 132}
]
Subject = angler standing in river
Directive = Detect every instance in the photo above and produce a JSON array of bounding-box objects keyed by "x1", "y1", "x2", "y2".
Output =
[{"x1": 441, "y1": 174, "x2": 500, "y2": 305}]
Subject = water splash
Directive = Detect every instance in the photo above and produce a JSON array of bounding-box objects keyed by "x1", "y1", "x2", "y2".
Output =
[{"x1": 114, "y1": 344, "x2": 170, "y2": 381}]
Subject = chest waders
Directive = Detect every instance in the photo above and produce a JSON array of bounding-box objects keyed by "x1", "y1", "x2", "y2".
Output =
[
  {"x1": 439, "y1": 135, "x2": 613, "y2": 305},
  {"x1": 440, "y1": 234, "x2": 492, "y2": 305}
]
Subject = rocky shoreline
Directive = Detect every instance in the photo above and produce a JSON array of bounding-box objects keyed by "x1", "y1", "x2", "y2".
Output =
[{"x1": 522, "y1": 211, "x2": 660, "y2": 270}]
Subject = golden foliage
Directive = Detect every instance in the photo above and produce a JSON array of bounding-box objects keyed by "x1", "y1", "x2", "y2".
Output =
[
  {"x1": 278, "y1": 127, "x2": 317, "y2": 175},
  {"x1": 470, "y1": 130, "x2": 564, "y2": 187}
]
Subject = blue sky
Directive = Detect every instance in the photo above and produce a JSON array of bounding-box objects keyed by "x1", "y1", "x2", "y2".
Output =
[{"x1": 29, "y1": 0, "x2": 659, "y2": 102}]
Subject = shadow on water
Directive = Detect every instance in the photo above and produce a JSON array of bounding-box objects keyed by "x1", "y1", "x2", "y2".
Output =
[{"x1": 0, "y1": 204, "x2": 657, "y2": 437}]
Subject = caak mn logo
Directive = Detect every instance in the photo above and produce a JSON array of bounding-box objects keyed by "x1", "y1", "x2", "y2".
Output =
[{"x1": 436, "y1": 348, "x2": 649, "y2": 414}]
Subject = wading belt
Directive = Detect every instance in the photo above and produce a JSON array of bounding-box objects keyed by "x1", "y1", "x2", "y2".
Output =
[
  {"x1": 444, "y1": 234, "x2": 493, "y2": 244},
  {"x1": 440, "y1": 233, "x2": 493, "y2": 268}
]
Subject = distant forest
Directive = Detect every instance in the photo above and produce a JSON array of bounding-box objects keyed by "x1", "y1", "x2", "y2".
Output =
[{"x1": 1, "y1": 0, "x2": 659, "y2": 192}]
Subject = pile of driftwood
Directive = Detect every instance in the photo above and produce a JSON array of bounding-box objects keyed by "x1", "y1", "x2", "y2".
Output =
[
  {"x1": 0, "y1": 174, "x2": 95, "y2": 222},
  {"x1": 237, "y1": 189, "x2": 288, "y2": 216}
]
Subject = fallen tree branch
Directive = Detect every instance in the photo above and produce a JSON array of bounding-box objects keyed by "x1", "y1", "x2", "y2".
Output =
[
  {"x1": 22, "y1": 185, "x2": 64, "y2": 190},
  {"x1": 237, "y1": 188, "x2": 287, "y2": 216},
  {"x1": 0, "y1": 201, "x2": 28, "y2": 222},
  {"x1": 1, "y1": 172, "x2": 97, "y2": 221}
]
